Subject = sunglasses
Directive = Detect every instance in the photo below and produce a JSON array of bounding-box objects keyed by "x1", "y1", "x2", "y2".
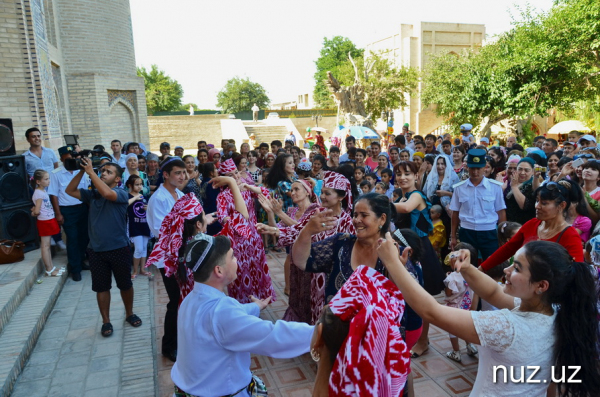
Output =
[
  {"x1": 579, "y1": 154, "x2": 594, "y2": 159},
  {"x1": 545, "y1": 181, "x2": 568, "y2": 194}
]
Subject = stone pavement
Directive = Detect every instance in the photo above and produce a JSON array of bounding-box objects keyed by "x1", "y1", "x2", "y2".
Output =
[
  {"x1": 154, "y1": 251, "x2": 478, "y2": 396},
  {"x1": 11, "y1": 269, "x2": 156, "y2": 397}
]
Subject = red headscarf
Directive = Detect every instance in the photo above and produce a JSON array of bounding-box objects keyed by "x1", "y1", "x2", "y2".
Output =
[
  {"x1": 295, "y1": 179, "x2": 320, "y2": 204},
  {"x1": 218, "y1": 158, "x2": 237, "y2": 175},
  {"x1": 323, "y1": 171, "x2": 353, "y2": 210},
  {"x1": 147, "y1": 194, "x2": 203, "y2": 299},
  {"x1": 328, "y1": 266, "x2": 410, "y2": 397}
]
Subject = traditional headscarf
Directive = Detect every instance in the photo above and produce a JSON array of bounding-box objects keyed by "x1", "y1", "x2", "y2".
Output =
[
  {"x1": 208, "y1": 148, "x2": 221, "y2": 160},
  {"x1": 423, "y1": 155, "x2": 459, "y2": 208},
  {"x1": 507, "y1": 154, "x2": 521, "y2": 164},
  {"x1": 125, "y1": 153, "x2": 138, "y2": 166},
  {"x1": 218, "y1": 158, "x2": 237, "y2": 175},
  {"x1": 518, "y1": 157, "x2": 535, "y2": 168},
  {"x1": 328, "y1": 266, "x2": 410, "y2": 397},
  {"x1": 147, "y1": 193, "x2": 204, "y2": 283},
  {"x1": 323, "y1": 171, "x2": 353, "y2": 210},
  {"x1": 412, "y1": 152, "x2": 424, "y2": 159},
  {"x1": 294, "y1": 179, "x2": 319, "y2": 204}
]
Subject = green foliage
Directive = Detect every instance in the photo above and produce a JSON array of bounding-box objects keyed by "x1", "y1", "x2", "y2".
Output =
[
  {"x1": 313, "y1": 36, "x2": 363, "y2": 108},
  {"x1": 137, "y1": 65, "x2": 183, "y2": 115},
  {"x1": 421, "y1": 0, "x2": 600, "y2": 136},
  {"x1": 178, "y1": 103, "x2": 200, "y2": 112},
  {"x1": 216, "y1": 77, "x2": 270, "y2": 114},
  {"x1": 362, "y1": 52, "x2": 419, "y2": 121},
  {"x1": 520, "y1": 118, "x2": 535, "y2": 147}
]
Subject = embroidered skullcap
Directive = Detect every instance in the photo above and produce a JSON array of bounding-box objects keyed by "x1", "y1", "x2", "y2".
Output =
[
  {"x1": 298, "y1": 159, "x2": 312, "y2": 172},
  {"x1": 218, "y1": 158, "x2": 237, "y2": 175},
  {"x1": 328, "y1": 266, "x2": 410, "y2": 396},
  {"x1": 323, "y1": 171, "x2": 353, "y2": 210},
  {"x1": 147, "y1": 194, "x2": 204, "y2": 301}
]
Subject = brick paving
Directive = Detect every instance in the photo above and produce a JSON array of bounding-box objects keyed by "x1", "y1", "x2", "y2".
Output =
[
  {"x1": 11, "y1": 270, "x2": 156, "y2": 397},
  {"x1": 154, "y1": 251, "x2": 477, "y2": 396}
]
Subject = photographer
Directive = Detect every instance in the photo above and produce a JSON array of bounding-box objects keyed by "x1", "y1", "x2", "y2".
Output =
[
  {"x1": 49, "y1": 146, "x2": 90, "y2": 281},
  {"x1": 66, "y1": 158, "x2": 142, "y2": 337}
]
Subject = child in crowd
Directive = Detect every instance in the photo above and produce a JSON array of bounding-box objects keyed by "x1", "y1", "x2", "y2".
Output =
[
  {"x1": 365, "y1": 172, "x2": 378, "y2": 190},
  {"x1": 374, "y1": 182, "x2": 388, "y2": 195},
  {"x1": 497, "y1": 221, "x2": 521, "y2": 246},
  {"x1": 444, "y1": 242, "x2": 478, "y2": 362},
  {"x1": 354, "y1": 166, "x2": 365, "y2": 185},
  {"x1": 126, "y1": 175, "x2": 152, "y2": 279},
  {"x1": 392, "y1": 188, "x2": 403, "y2": 203},
  {"x1": 380, "y1": 168, "x2": 394, "y2": 199},
  {"x1": 359, "y1": 180, "x2": 372, "y2": 196},
  {"x1": 429, "y1": 204, "x2": 446, "y2": 261},
  {"x1": 31, "y1": 170, "x2": 65, "y2": 277}
]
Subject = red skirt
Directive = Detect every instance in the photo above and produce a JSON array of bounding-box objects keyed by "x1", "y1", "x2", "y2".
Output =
[{"x1": 37, "y1": 218, "x2": 60, "y2": 236}]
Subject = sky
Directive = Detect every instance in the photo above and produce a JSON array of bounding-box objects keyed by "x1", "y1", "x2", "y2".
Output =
[{"x1": 129, "y1": 0, "x2": 555, "y2": 109}]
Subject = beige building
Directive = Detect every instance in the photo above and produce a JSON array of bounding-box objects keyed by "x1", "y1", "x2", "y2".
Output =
[
  {"x1": 366, "y1": 22, "x2": 485, "y2": 136},
  {"x1": 0, "y1": 0, "x2": 148, "y2": 151}
]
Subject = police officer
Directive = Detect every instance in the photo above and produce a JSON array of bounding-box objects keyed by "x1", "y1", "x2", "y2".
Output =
[
  {"x1": 449, "y1": 149, "x2": 506, "y2": 260},
  {"x1": 49, "y1": 146, "x2": 90, "y2": 281}
]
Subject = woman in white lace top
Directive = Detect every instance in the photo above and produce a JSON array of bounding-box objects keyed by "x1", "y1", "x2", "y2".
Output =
[{"x1": 377, "y1": 238, "x2": 600, "y2": 397}]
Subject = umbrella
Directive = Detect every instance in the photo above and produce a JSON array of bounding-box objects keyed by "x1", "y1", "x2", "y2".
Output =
[
  {"x1": 547, "y1": 120, "x2": 591, "y2": 135},
  {"x1": 335, "y1": 126, "x2": 380, "y2": 139},
  {"x1": 310, "y1": 127, "x2": 327, "y2": 133}
]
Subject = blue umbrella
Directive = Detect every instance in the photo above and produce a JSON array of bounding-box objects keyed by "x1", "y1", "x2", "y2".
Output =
[{"x1": 335, "y1": 126, "x2": 380, "y2": 139}]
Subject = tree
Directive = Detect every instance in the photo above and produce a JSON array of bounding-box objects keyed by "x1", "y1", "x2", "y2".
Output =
[
  {"x1": 178, "y1": 103, "x2": 199, "y2": 112},
  {"x1": 313, "y1": 36, "x2": 363, "y2": 108},
  {"x1": 421, "y1": 0, "x2": 600, "y2": 136},
  {"x1": 216, "y1": 77, "x2": 269, "y2": 114},
  {"x1": 137, "y1": 65, "x2": 184, "y2": 115}
]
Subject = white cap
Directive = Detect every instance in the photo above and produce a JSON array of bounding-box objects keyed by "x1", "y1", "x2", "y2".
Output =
[
  {"x1": 579, "y1": 134, "x2": 596, "y2": 143},
  {"x1": 480, "y1": 137, "x2": 489, "y2": 143}
]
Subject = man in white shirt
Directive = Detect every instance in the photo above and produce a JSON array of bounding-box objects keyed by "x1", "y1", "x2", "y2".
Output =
[
  {"x1": 110, "y1": 139, "x2": 126, "y2": 168},
  {"x1": 49, "y1": 146, "x2": 91, "y2": 281},
  {"x1": 146, "y1": 157, "x2": 187, "y2": 362},
  {"x1": 171, "y1": 235, "x2": 312, "y2": 396},
  {"x1": 450, "y1": 149, "x2": 506, "y2": 260},
  {"x1": 23, "y1": 127, "x2": 59, "y2": 176},
  {"x1": 251, "y1": 103, "x2": 259, "y2": 122}
]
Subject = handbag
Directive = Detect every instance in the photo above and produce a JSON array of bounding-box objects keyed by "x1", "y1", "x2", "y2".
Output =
[{"x1": 0, "y1": 240, "x2": 25, "y2": 265}]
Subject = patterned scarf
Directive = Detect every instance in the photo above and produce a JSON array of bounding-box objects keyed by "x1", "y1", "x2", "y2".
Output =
[
  {"x1": 328, "y1": 266, "x2": 410, "y2": 397},
  {"x1": 219, "y1": 158, "x2": 237, "y2": 175},
  {"x1": 147, "y1": 193, "x2": 203, "y2": 281},
  {"x1": 323, "y1": 171, "x2": 353, "y2": 211}
]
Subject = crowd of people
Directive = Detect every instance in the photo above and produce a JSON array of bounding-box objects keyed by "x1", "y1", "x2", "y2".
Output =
[{"x1": 22, "y1": 123, "x2": 600, "y2": 396}]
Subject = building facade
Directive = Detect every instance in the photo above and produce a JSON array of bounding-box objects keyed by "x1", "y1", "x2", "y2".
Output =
[
  {"x1": 0, "y1": 0, "x2": 148, "y2": 151},
  {"x1": 366, "y1": 22, "x2": 485, "y2": 136}
]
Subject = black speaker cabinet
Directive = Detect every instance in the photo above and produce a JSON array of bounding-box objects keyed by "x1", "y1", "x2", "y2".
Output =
[
  {"x1": 0, "y1": 204, "x2": 37, "y2": 246},
  {"x1": 0, "y1": 119, "x2": 16, "y2": 157},
  {"x1": 0, "y1": 155, "x2": 30, "y2": 209}
]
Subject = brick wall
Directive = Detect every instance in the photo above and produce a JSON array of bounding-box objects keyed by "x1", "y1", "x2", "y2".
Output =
[{"x1": 147, "y1": 115, "x2": 229, "y2": 153}]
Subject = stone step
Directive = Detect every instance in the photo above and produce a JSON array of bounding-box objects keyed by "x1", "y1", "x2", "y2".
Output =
[{"x1": 0, "y1": 250, "x2": 68, "y2": 397}]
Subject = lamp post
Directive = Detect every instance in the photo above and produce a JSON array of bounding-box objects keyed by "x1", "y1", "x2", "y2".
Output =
[{"x1": 311, "y1": 113, "x2": 322, "y2": 127}]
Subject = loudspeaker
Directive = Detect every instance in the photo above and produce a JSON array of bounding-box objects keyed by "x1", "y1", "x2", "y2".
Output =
[
  {"x1": 0, "y1": 155, "x2": 30, "y2": 209},
  {"x1": 0, "y1": 204, "x2": 38, "y2": 252},
  {"x1": 0, "y1": 119, "x2": 16, "y2": 157}
]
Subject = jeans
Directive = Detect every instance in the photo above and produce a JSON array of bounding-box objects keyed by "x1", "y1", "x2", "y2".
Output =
[{"x1": 60, "y1": 204, "x2": 89, "y2": 274}]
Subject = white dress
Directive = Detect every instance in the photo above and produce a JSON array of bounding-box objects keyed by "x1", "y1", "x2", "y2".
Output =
[{"x1": 470, "y1": 298, "x2": 556, "y2": 396}]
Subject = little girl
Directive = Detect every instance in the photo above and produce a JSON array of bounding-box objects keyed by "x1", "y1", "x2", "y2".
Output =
[
  {"x1": 31, "y1": 170, "x2": 64, "y2": 277},
  {"x1": 374, "y1": 181, "x2": 388, "y2": 195},
  {"x1": 126, "y1": 175, "x2": 152, "y2": 279},
  {"x1": 444, "y1": 242, "x2": 478, "y2": 362}
]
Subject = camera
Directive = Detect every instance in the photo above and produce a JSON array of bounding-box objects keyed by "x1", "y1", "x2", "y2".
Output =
[{"x1": 64, "y1": 149, "x2": 104, "y2": 171}]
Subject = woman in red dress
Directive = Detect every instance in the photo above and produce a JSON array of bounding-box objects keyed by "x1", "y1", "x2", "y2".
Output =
[{"x1": 216, "y1": 159, "x2": 276, "y2": 303}]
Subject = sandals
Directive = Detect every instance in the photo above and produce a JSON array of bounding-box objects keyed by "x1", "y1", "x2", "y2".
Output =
[
  {"x1": 101, "y1": 322, "x2": 113, "y2": 337},
  {"x1": 131, "y1": 274, "x2": 137, "y2": 280},
  {"x1": 125, "y1": 314, "x2": 142, "y2": 327},
  {"x1": 45, "y1": 266, "x2": 65, "y2": 277},
  {"x1": 446, "y1": 350, "x2": 462, "y2": 362},
  {"x1": 410, "y1": 348, "x2": 429, "y2": 358}
]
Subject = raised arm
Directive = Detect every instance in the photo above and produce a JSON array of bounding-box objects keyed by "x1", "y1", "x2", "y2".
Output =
[
  {"x1": 377, "y1": 234, "x2": 480, "y2": 345},
  {"x1": 211, "y1": 177, "x2": 249, "y2": 220},
  {"x1": 290, "y1": 209, "x2": 336, "y2": 271}
]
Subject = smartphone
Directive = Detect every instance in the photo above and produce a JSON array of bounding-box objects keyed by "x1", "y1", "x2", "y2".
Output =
[{"x1": 572, "y1": 158, "x2": 585, "y2": 168}]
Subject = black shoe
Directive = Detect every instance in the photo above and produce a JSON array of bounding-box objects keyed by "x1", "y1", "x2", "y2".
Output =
[
  {"x1": 162, "y1": 349, "x2": 177, "y2": 362},
  {"x1": 81, "y1": 263, "x2": 91, "y2": 271},
  {"x1": 72, "y1": 272, "x2": 82, "y2": 281}
]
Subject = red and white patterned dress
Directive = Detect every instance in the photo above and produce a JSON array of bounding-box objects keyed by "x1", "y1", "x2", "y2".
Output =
[
  {"x1": 279, "y1": 207, "x2": 355, "y2": 324},
  {"x1": 217, "y1": 186, "x2": 276, "y2": 303}
]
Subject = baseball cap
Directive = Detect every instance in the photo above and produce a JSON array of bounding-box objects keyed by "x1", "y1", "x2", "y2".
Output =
[{"x1": 579, "y1": 135, "x2": 596, "y2": 144}]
